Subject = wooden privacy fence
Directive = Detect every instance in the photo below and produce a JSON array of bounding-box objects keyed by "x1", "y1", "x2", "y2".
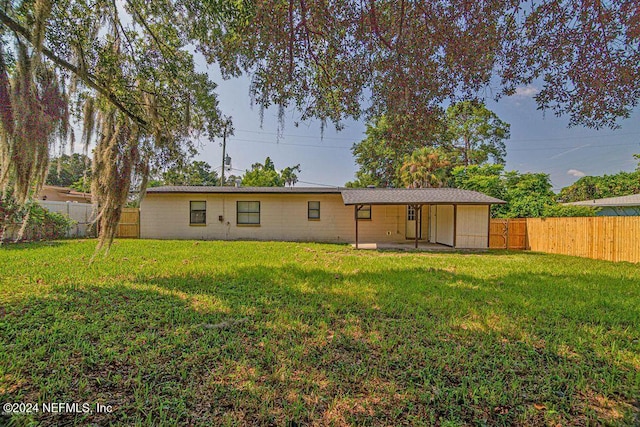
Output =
[
  {"x1": 526, "y1": 216, "x2": 640, "y2": 263},
  {"x1": 490, "y1": 216, "x2": 640, "y2": 263},
  {"x1": 489, "y1": 218, "x2": 527, "y2": 249},
  {"x1": 116, "y1": 208, "x2": 140, "y2": 238}
]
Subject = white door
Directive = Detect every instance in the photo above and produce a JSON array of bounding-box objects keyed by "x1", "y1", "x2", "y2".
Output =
[
  {"x1": 435, "y1": 205, "x2": 455, "y2": 246},
  {"x1": 429, "y1": 205, "x2": 437, "y2": 243},
  {"x1": 406, "y1": 205, "x2": 421, "y2": 239}
]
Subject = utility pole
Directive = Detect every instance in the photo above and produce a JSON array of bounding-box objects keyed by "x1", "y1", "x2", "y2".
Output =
[{"x1": 220, "y1": 122, "x2": 227, "y2": 186}]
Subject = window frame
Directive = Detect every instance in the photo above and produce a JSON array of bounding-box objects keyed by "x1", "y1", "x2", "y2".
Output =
[
  {"x1": 189, "y1": 201, "x2": 206, "y2": 225},
  {"x1": 308, "y1": 201, "x2": 321, "y2": 220},
  {"x1": 407, "y1": 205, "x2": 416, "y2": 221},
  {"x1": 356, "y1": 204, "x2": 372, "y2": 220},
  {"x1": 236, "y1": 201, "x2": 261, "y2": 225}
]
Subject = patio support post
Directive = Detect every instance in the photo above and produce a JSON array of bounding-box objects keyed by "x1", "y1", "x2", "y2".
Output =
[
  {"x1": 453, "y1": 204, "x2": 457, "y2": 248},
  {"x1": 354, "y1": 205, "x2": 360, "y2": 249},
  {"x1": 414, "y1": 205, "x2": 421, "y2": 249}
]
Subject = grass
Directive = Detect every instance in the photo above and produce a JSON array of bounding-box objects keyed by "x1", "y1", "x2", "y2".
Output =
[{"x1": 0, "y1": 239, "x2": 639, "y2": 426}]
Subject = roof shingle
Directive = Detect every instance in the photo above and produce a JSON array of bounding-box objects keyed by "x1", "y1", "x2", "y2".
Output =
[
  {"x1": 566, "y1": 193, "x2": 640, "y2": 207},
  {"x1": 146, "y1": 186, "x2": 342, "y2": 194},
  {"x1": 146, "y1": 186, "x2": 505, "y2": 205},
  {"x1": 341, "y1": 188, "x2": 505, "y2": 205}
]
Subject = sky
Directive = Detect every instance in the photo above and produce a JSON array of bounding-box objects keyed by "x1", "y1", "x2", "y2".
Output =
[
  {"x1": 64, "y1": 2, "x2": 640, "y2": 193},
  {"x1": 51, "y1": 2, "x2": 640, "y2": 193},
  {"x1": 194, "y1": 71, "x2": 640, "y2": 192}
]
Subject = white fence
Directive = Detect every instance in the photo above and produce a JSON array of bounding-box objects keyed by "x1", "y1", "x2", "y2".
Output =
[{"x1": 37, "y1": 200, "x2": 97, "y2": 238}]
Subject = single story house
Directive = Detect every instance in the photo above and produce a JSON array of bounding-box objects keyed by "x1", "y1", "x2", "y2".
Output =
[
  {"x1": 140, "y1": 186, "x2": 505, "y2": 249},
  {"x1": 566, "y1": 193, "x2": 640, "y2": 216}
]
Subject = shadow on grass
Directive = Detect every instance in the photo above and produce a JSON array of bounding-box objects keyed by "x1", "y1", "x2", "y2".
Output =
[
  {"x1": 1, "y1": 264, "x2": 639, "y2": 426},
  {"x1": 0, "y1": 240, "x2": 66, "y2": 251},
  {"x1": 140, "y1": 263, "x2": 640, "y2": 329}
]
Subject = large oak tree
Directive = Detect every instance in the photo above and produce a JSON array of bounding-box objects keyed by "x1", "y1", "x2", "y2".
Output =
[
  {"x1": 213, "y1": 0, "x2": 640, "y2": 129},
  {"x1": 1, "y1": 0, "x2": 235, "y2": 250}
]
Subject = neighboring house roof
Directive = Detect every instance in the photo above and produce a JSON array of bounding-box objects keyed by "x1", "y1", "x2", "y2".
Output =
[
  {"x1": 146, "y1": 186, "x2": 505, "y2": 205},
  {"x1": 566, "y1": 193, "x2": 640, "y2": 207},
  {"x1": 40, "y1": 185, "x2": 92, "y2": 203},
  {"x1": 341, "y1": 188, "x2": 506, "y2": 205},
  {"x1": 147, "y1": 186, "x2": 342, "y2": 194}
]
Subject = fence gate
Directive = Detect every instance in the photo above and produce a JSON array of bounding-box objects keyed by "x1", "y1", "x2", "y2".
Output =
[
  {"x1": 489, "y1": 218, "x2": 527, "y2": 249},
  {"x1": 116, "y1": 208, "x2": 140, "y2": 238}
]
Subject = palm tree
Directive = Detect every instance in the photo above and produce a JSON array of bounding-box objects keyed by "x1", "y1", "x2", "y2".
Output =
[
  {"x1": 281, "y1": 164, "x2": 301, "y2": 187},
  {"x1": 399, "y1": 147, "x2": 451, "y2": 188}
]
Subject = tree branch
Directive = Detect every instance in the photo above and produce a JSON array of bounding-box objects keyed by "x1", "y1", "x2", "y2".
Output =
[
  {"x1": 368, "y1": 0, "x2": 393, "y2": 50},
  {"x1": 298, "y1": 0, "x2": 333, "y2": 86},
  {"x1": 288, "y1": 0, "x2": 295, "y2": 79},
  {"x1": 125, "y1": 0, "x2": 172, "y2": 58},
  {"x1": 0, "y1": 8, "x2": 148, "y2": 128}
]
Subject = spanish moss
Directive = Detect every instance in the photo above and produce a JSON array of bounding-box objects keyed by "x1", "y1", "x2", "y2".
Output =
[
  {"x1": 0, "y1": 41, "x2": 67, "y2": 206},
  {"x1": 91, "y1": 107, "x2": 140, "y2": 255}
]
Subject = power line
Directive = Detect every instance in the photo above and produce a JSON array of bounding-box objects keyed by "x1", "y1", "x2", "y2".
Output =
[
  {"x1": 213, "y1": 165, "x2": 341, "y2": 188},
  {"x1": 296, "y1": 180, "x2": 342, "y2": 187},
  {"x1": 228, "y1": 136, "x2": 639, "y2": 152},
  {"x1": 235, "y1": 126, "x2": 640, "y2": 144},
  {"x1": 229, "y1": 137, "x2": 352, "y2": 150},
  {"x1": 234, "y1": 128, "x2": 359, "y2": 141},
  {"x1": 508, "y1": 141, "x2": 640, "y2": 151},
  {"x1": 506, "y1": 131, "x2": 640, "y2": 143}
]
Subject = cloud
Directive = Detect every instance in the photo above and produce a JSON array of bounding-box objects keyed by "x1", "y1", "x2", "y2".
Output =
[
  {"x1": 567, "y1": 169, "x2": 586, "y2": 177},
  {"x1": 549, "y1": 143, "x2": 590, "y2": 160},
  {"x1": 513, "y1": 85, "x2": 539, "y2": 97}
]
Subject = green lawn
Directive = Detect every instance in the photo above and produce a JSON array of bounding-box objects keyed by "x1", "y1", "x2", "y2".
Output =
[{"x1": 0, "y1": 240, "x2": 639, "y2": 426}]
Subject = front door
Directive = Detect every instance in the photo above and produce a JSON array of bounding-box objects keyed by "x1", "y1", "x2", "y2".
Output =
[{"x1": 406, "y1": 205, "x2": 421, "y2": 239}]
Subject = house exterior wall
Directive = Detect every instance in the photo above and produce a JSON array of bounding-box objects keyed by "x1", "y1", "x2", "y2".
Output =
[
  {"x1": 422, "y1": 206, "x2": 429, "y2": 240},
  {"x1": 140, "y1": 193, "x2": 407, "y2": 243},
  {"x1": 435, "y1": 205, "x2": 455, "y2": 246},
  {"x1": 455, "y1": 205, "x2": 489, "y2": 249},
  {"x1": 141, "y1": 193, "x2": 492, "y2": 248}
]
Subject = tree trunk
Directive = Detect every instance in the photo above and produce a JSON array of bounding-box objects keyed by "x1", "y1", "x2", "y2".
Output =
[{"x1": 464, "y1": 135, "x2": 470, "y2": 166}]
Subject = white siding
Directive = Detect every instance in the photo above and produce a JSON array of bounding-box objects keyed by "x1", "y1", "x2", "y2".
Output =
[
  {"x1": 140, "y1": 193, "x2": 406, "y2": 243},
  {"x1": 455, "y1": 205, "x2": 489, "y2": 249},
  {"x1": 141, "y1": 193, "x2": 492, "y2": 247},
  {"x1": 422, "y1": 206, "x2": 430, "y2": 241}
]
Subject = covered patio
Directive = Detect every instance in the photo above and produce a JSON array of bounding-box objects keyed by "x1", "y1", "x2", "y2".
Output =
[{"x1": 341, "y1": 188, "x2": 505, "y2": 249}]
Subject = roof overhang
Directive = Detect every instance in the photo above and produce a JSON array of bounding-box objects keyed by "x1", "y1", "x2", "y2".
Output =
[
  {"x1": 566, "y1": 194, "x2": 640, "y2": 208},
  {"x1": 341, "y1": 188, "x2": 506, "y2": 205},
  {"x1": 145, "y1": 186, "x2": 506, "y2": 205},
  {"x1": 146, "y1": 186, "x2": 342, "y2": 195}
]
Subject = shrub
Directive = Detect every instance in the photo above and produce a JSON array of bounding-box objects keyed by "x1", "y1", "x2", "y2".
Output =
[
  {"x1": 0, "y1": 194, "x2": 75, "y2": 242},
  {"x1": 541, "y1": 204, "x2": 599, "y2": 218}
]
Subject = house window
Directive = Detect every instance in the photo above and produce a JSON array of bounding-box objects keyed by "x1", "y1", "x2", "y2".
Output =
[
  {"x1": 237, "y1": 201, "x2": 260, "y2": 225},
  {"x1": 407, "y1": 206, "x2": 416, "y2": 221},
  {"x1": 308, "y1": 201, "x2": 320, "y2": 220},
  {"x1": 190, "y1": 201, "x2": 206, "y2": 225},
  {"x1": 357, "y1": 204, "x2": 371, "y2": 220}
]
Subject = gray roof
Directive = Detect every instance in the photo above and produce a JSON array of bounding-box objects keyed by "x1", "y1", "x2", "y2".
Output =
[
  {"x1": 341, "y1": 188, "x2": 505, "y2": 205},
  {"x1": 146, "y1": 186, "x2": 342, "y2": 194},
  {"x1": 566, "y1": 193, "x2": 640, "y2": 207},
  {"x1": 146, "y1": 186, "x2": 505, "y2": 205}
]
